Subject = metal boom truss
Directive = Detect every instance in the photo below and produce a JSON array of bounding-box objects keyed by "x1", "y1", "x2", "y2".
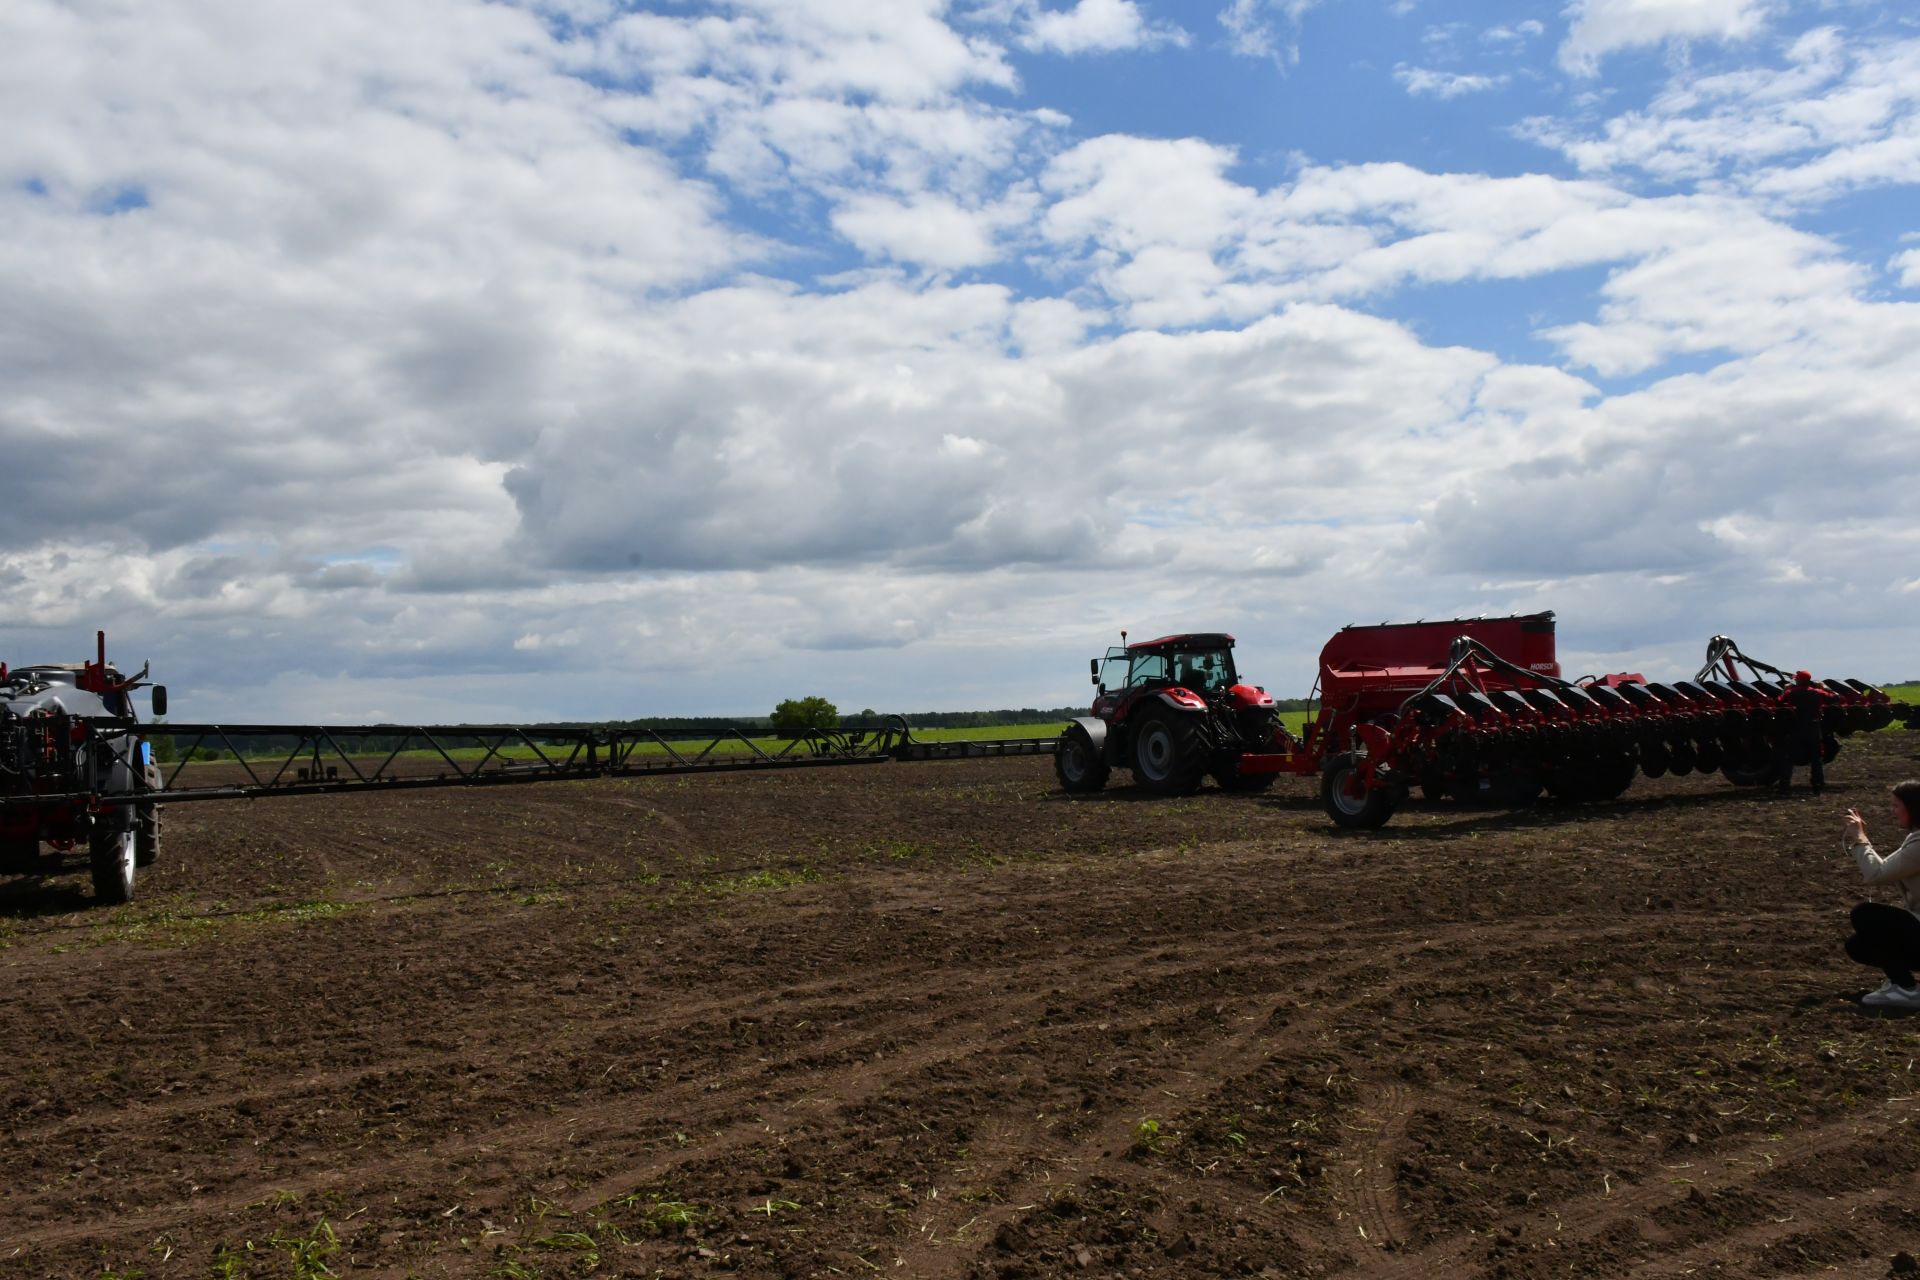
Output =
[{"x1": 1, "y1": 716, "x2": 1061, "y2": 810}]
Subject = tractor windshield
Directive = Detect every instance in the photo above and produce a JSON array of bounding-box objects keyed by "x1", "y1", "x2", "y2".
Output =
[
  {"x1": 1124, "y1": 646, "x2": 1236, "y2": 690},
  {"x1": 1128, "y1": 652, "x2": 1169, "y2": 685}
]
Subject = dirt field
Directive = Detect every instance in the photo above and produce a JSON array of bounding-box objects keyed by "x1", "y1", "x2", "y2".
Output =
[{"x1": 4, "y1": 733, "x2": 1920, "y2": 1279}]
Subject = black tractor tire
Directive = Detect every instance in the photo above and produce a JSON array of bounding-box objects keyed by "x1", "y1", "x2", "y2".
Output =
[
  {"x1": 136, "y1": 802, "x2": 162, "y2": 869},
  {"x1": 1131, "y1": 712, "x2": 1207, "y2": 795},
  {"x1": 1054, "y1": 725, "x2": 1111, "y2": 794},
  {"x1": 1321, "y1": 753, "x2": 1398, "y2": 829},
  {"x1": 135, "y1": 759, "x2": 163, "y2": 867},
  {"x1": 90, "y1": 823, "x2": 136, "y2": 905}
]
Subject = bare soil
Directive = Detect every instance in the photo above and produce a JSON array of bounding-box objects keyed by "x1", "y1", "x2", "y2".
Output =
[{"x1": 4, "y1": 734, "x2": 1920, "y2": 1279}]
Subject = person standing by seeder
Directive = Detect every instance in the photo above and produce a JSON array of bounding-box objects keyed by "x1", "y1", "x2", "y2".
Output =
[{"x1": 1775, "y1": 670, "x2": 1837, "y2": 794}]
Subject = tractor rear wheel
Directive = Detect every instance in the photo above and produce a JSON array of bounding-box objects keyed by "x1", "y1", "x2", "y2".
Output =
[
  {"x1": 1321, "y1": 753, "x2": 1397, "y2": 829},
  {"x1": 1131, "y1": 712, "x2": 1206, "y2": 795},
  {"x1": 90, "y1": 823, "x2": 136, "y2": 905},
  {"x1": 1054, "y1": 724, "x2": 1111, "y2": 794}
]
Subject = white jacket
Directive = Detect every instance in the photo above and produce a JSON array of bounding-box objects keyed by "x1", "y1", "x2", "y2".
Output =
[{"x1": 1852, "y1": 829, "x2": 1920, "y2": 918}]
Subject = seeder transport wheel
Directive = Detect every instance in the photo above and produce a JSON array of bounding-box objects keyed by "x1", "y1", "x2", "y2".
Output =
[
  {"x1": 1053, "y1": 725, "x2": 1111, "y2": 794},
  {"x1": 1321, "y1": 753, "x2": 1397, "y2": 829},
  {"x1": 90, "y1": 823, "x2": 136, "y2": 905}
]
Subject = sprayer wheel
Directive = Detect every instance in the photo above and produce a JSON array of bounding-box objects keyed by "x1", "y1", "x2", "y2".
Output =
[
  {"x1": 135, "y1": 760, "x2": 163, "y2": 867},
  {"x1": 90, "y1": 824, "x2": 136, "y2": 905}
]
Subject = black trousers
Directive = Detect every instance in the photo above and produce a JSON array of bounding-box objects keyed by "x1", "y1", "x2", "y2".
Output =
[
  {"x1": 1845, "y1": 902, "x2": 1920, "y2": 986},
  {"x1": 1774, "y1": 729, "x2": 1825, "y2": 790}
]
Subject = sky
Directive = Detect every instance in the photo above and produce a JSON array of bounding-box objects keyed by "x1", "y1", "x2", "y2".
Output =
[{"x1": 1, "y1": 0, "x2": 1917, "y2": 723}]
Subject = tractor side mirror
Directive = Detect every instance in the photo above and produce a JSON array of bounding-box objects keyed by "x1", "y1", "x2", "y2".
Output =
[
  {"x1": 150, "y1": 685, "x2": 168, "y2": 718},
  {"x1": 1089, "y1": 658, "x2": 1099, "y2": 686}
]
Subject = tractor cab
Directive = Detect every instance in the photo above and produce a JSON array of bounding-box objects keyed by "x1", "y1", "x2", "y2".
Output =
[{"x1": 1093, "y1": 634, "x2": 1240, "y2": 698}]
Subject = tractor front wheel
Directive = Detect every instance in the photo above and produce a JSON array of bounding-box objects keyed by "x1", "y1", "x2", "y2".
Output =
[
  {"x1": 1054, "y1": 724, "x2": 1111, "y2": 794},
  {"x1": 1321, "y1": 753, "x2": 1397, "y2": 829},
  {"x1": 90, "y1": 823, "x2": 136, "y2": 905},
  {"x1": 1132, "y1": 712, "x2": 1206, "y2": 795}
]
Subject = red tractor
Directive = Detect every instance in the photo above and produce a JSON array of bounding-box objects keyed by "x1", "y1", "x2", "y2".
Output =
[{"x1": 1055, "y1": 633, "x2": 1291, "y2": 795}]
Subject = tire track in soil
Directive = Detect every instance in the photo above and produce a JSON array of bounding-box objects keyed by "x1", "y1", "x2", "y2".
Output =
[
  {"x1": 1619, "y1": 1180, "x2": 1891, "y2": 1278},
  {"x1": 1335, "y1": 1080, "x2": 1418, "y2": 1265},
  {"x1": 7, "y1": 912, "x2": 1362, "y2": 1266},
  {"x1": 0, "y1": 920, "x2": 1323, "y2": 1256},
  {"x1": 898, "y1": 901, "x2": 1843, "y2": 1280},
  {"x1": 905, "y1": 942, "x2": 1434, "y2": 1280},
  {"x1": 898, "y1": 902, "x2": 1840, "y2": 1280},
  {"x1": 1336, "y1": 1094, "x2": 1920, "y2": 1278},
  {"x1": 7, "y1": 740, "x2": 1913, "y2": 1277},
  {"x1": 3, "y1": 940, "x2": 957, "y2": 1149},
  {"x1": 0, "y1": 898, "x2": 1772, "y2": 1212}
]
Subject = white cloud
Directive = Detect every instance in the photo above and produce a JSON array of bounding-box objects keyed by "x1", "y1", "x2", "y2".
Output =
[
  {"x1": 1041, "y1": 135, "x2": 1255, "y2": 253},
  {"x1": 1019, "y1": 0, "x2": 1188, "y2": 55},
  {"x1": 1559, "y1": 0, "x2": 1774, "y2": 77},
  {"x1": 829, "y1": 193, "x2": 1009, "y2": 269},
  {"x1": 1483, "y1": 20, "x2": 1545, "y2": 46},
  {"x1": 1032, "y1": 144, "x2": 1868, "y2": 375},
  {"x1": 1894, "y1": 248, "x2": 1920, "y2": 290},
  {"x1": 3, "y1": 0, "x2": 1918, "y2": 723},
  {"x1": 1218, "y1": 0, "x2": 1320, "y2": 63},
  {"x1": 1395, "y1": 65, "x2": 1509, "y2": 98},
  {"x1": 1526, "y1": 29, "x2": 1920, "y2": 205}
]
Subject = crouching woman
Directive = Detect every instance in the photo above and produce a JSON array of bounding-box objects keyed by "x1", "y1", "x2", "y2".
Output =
[{"x1": 1844, "y1": 780, "x2": 1920, "y2": 1008}]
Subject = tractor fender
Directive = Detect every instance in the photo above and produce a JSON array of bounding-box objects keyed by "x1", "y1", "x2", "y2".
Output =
[{"x1": 1066, "y1": 716, "x2": 1112, "y2": 763}]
